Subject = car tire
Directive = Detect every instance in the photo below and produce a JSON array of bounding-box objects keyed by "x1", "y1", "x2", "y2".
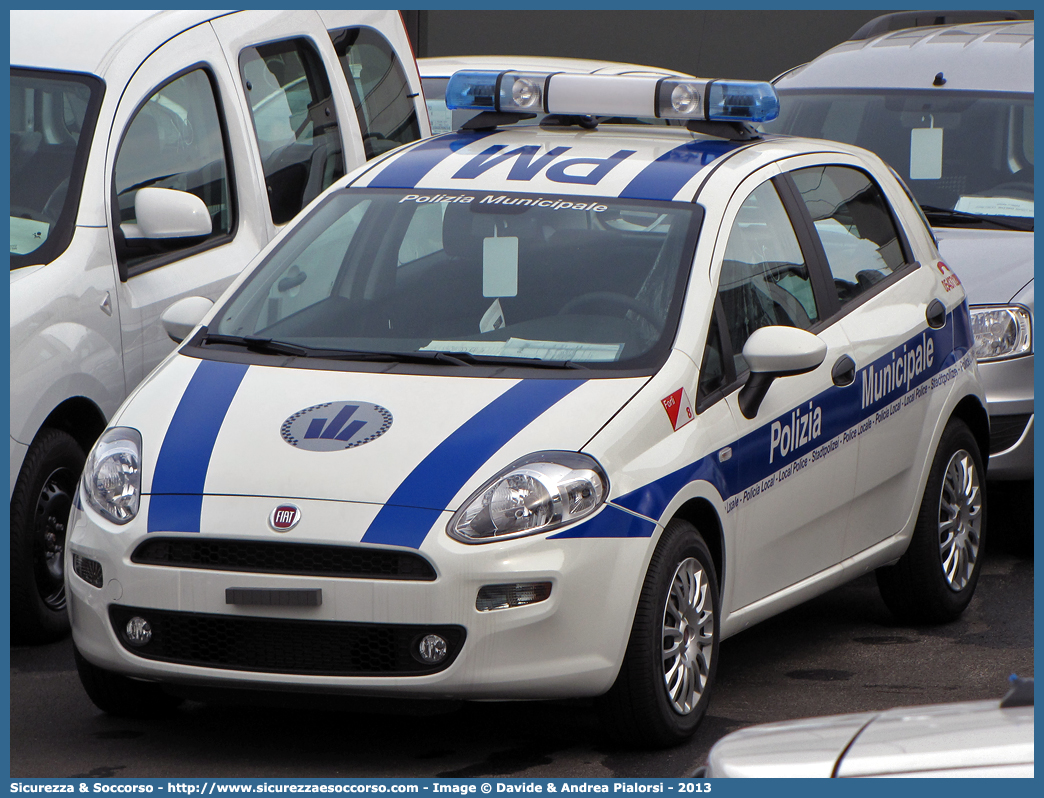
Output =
[
  {"x1": 10, "y1": 428, "x2": 85, "y2": 644},
  {"x1": 876, "y1": 418, "x2": 986, "y2": 624},
  {"x1": 74, "y1": 648, "x2": 183, "y2": 717},
  {"x1": 599, "y1": 519, "x2": 720, "y2": 748}
]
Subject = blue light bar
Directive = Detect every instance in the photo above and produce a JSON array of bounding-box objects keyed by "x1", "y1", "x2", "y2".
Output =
[
  {"x1": 445, "y1": 70, "x2": 502, "y2": 110},
  {"x1": 706, "y1": 80, "x2": 780, "y2": 123},
  {"x1": 444, "y1": 70, "x2": 781, "y2": 124}
]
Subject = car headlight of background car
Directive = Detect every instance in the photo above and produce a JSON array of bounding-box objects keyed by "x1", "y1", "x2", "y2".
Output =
[
  {"x1": 970, "y1": 305, "x2": 1032, "y2": 361},
  {"x1": 82, "y1": 427, "x2": 142, "y2": 524},
  {"x1": 449, "y1": 451, "x2": 608, "y2": 543}
]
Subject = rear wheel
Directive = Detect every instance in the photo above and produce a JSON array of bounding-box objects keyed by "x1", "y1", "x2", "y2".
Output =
[
  {"x1": 74, "y1": 648, "x2": 183, "y2": 717},
  {"x1": 599, "y1": 519, "x2": 719, "y2": 748},
  {"x1": 877, "y1": 418, "x2": 986, "y2": 623},
  {"x1": 11, "y1": 428, "x2": 84, "y2": 643}
]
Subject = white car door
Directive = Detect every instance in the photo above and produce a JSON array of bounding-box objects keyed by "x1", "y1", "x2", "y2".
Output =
[
  {"x1": 107, "y1": 22, "x2": 270, "y2": 391},
  {"x1": 783, "y1": 157, "x2": 939, "y2": 560},
  {"x1": 705, "y1": 164, "x2": 862, "y2": 611}
]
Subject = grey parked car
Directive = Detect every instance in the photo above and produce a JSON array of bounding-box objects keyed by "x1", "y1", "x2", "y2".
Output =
[
  {"x1": 697, "y1": 677, "x2": 1033, "y2": 778},
  {"x1": 766, "y1": 19, "x2": 1034, "y2": 492}
]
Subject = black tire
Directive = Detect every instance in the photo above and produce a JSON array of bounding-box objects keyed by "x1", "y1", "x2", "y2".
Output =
[
  {"x1": 599, "y1": 519, "x2": 720, "y2": 748},
  {"x1": 876, "y1": 418, "x2": 986, "y2": 624},
  {"x1": 74, "y1": 647, "x2": 183, "y2": 717},
  {"x1": 10, "y1": 428, "x2": 85, "y2": 644}
]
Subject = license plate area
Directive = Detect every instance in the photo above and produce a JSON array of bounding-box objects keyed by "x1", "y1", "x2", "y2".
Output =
[{"x1": 225, "y1": 587, "x2": 322, "y2": 607}]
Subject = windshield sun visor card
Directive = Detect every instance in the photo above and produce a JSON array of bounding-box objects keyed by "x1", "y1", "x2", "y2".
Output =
[
  {"x1": 483, "y1": 235, "x2": 519, "y2": 297},
  {"x1": 909, "y1": 127, "x2": 943, "y2": 180}
]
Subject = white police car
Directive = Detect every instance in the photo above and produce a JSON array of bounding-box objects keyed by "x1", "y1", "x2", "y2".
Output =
[{"x1": 67, "y1": 71, "x2": 989, "y2": 747}]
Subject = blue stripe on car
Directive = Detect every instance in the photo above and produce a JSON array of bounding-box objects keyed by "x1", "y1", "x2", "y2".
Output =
[
  {"x1": 368, "y1": 131, "x2": 497, "y2": 189},
  {"x1": 148, "y1": 359, "x2": 249, "y2": 533},
  {"x1": 361, "y1": 379, "x2": 586, "y2": 548},
  {"x1": 614, "y1": 308, "x2": 972, "y2": 524},
  {"x1": 619, "y1": 139, "x2": 742, "y2": 201}
]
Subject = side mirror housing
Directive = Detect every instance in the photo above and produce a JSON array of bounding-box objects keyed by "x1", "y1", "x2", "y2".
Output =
[
  {"x1": 161, "y1": 296, "x2": 214, "y2": 343},
  {"x1": 738, "y1": 326, "x2": 826, "y2": 419},
  {"x1": 122, "y1": 187, "x2": 213, "y2": 240}
]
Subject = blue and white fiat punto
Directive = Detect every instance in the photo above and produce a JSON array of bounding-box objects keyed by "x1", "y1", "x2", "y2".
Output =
[{"x1": 67, "y1": 72, "x2": 989, "y2": 747}]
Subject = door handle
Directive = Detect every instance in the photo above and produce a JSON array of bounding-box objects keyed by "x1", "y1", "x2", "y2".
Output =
[{"x1": 832, "y1": 355, "x2": 856, "y2": 387}]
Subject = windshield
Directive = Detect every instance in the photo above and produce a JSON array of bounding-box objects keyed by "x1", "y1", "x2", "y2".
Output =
[
  {"x1": 11, "y1": 69, "x2": 103, "y2": 268},
  {"x1": 209, "y1": 188, "x2": 701, "y2": 371},
  {"x1": 766, "y1": 90, "x2": 1033, "y2": 231}
]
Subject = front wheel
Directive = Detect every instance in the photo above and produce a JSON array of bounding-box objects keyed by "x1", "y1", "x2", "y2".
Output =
[
  {"x1": 876, "y1": 418, "x2": 986, "y2": 624},
  {"x1": 10, "y1": 428, "x2": 85, "y2": 643},
  {"x1": 599, "y1": 519, "x2": 720, "y2": 748}
]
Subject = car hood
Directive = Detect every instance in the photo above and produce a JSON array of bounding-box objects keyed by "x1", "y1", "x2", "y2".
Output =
[
  {"x1": 121, "y1": 355, "x2": 645, "y2": 509},
  {"x1": 705, "y1": 700, "x2": 1034, "y2": 778},
  {"x1": 934, "y1": 228, "x2": 1034, "y2": 305}
]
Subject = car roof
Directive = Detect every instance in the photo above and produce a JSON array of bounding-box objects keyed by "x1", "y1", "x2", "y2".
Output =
[
  {"x1": 351, "y1": 125, "x2": 856, "y2": 203},
  {"x1": 775, "y1": 20, "x2": 1033, "y2": 93},
  {"x1": 419, "y1": 54, "x2": 690, "y2": 79},
  {"x1": 9, "y1": 10, "x2": 237, "y2": 75}
]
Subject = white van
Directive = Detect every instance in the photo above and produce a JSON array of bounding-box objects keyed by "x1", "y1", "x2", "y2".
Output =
[{"x1": 10, "y1": 9, "x2": 429, "y2": 642}]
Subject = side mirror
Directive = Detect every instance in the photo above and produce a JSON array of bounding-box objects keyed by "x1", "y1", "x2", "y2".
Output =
[
  {"x1": 161, "y1": 296, "x2": 214, "y2": 343},
  {"x1": 738, "y1": 326, "x2": 826, "y2": 419},
  {"x1": 122, "y1": 187, "x2": 212, "y2": 240}
]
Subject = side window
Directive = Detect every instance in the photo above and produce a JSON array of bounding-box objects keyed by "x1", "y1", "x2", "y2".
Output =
[
  {"x1": 697, "y1": 307, "x2": 727, "y2": 406},
  {"x1": 717, "y1": 180, "x2": 820, "y2": 375},
  {"x1": 791, "y1": 165, "x2": 907, "y2": 306},
  {"x1": 114, "y1": 69, "x2": 233, "y2": 271},
  {"x1": 241, "y1": 39, "x2": 345, "y2": 225},
  {"x1": 328, "y1": 26, "x2": 421, "y2": 159}
]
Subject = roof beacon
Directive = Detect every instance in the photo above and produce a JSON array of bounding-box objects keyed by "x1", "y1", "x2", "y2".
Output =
[{"x1": 445, "y1": 70, "x2": 780, "y2": 124}]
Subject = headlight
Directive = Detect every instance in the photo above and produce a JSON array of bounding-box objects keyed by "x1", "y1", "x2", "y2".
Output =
[
  {"x1": 448, "y1": 452, "x2": 608, "y2": 543},
  {"x1": 970, "y1": 305, "x2": 1032, "y2": 361},
  {"x1": 82, "y1": 427, "x2": 142, "y2": 524}
]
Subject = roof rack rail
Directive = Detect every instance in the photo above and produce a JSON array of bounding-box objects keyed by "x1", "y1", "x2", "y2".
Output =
[{"x1": 850, "y1": 10, "x2": 1023, "y2": 41}]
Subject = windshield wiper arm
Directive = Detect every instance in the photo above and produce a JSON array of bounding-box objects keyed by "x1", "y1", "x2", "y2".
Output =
[
  {"x1": 920, "y1": 205, "x2": 1031, "y2": 231},
  {"x1": 201, "y1": 334, "x2": 473, "y2": 364}
]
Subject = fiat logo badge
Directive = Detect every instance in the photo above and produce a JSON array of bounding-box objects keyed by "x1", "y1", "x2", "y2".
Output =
[{"x1": 270, "y1": 504, "x2": 302, "y2": 532}]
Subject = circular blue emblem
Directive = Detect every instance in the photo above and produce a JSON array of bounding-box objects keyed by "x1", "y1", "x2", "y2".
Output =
[{"x1": 281, "y1": 401, "x2": 392, "y2": 451}]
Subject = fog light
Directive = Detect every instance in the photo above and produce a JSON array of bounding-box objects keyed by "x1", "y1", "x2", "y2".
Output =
[
  {"x1": 476, "y1": 582, "x2": 552, "y2": 611},
  {"x1": 124, "y1": 616, "x2": 152, "y2": 647},
  {"x1": 417, "y1": 634, "x2": 448, "y2": 664}
]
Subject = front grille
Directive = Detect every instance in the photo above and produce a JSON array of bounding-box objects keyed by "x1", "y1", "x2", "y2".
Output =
[
  {"x1": 989, "y1": 414, "x2": 1032, "y2": 454},
  {"x1": 109, "y1": 606, "x2": 465, "y2": 676},
  {"x1": 132, "y1": 538, "x2": 436, "y2": 581}
]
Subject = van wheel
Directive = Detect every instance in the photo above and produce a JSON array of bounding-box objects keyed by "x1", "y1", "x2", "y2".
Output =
[
  {"x1": 74, "y1": 648, "x2": 182, "y2": 717},
  {"x1": 599, "y1": 519, "x2": 719, "y2": 748},
  {"x1": 877, "y1": 418, "x2": 986, "y2": 624},
  {"x1": 11, "y1": 428, "x2": 84, "y2": 643}
]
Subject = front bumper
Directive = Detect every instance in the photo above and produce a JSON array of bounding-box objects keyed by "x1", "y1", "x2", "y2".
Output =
[
  {"x1": 67, "y1": 492, "x2": 652, "y2": 700},
  {"x1": 978, "y1": 353, "x2": 1033, "y2": 480}
]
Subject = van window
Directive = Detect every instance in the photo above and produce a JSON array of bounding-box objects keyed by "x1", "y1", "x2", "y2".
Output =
[
  {"x1": 10, "y1": 69, "x2": 102, "y2": 268},
  {"x1": 113, "y1": 69, "x2": 233, "y2": 271},
  {"x1": 241, "y1": 38, "x2": 346, "y2": 224},
  {"x1": 329, "y1": 27, "x2": 421, "y2": 159}
]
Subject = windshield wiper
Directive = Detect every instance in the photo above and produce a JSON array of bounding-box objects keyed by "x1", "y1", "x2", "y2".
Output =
[
  {"x1": 201, "y1": 334, "x2": 474, "y2": 364},
  {"x1": 436, "y1": 351, "x2": 590, "y2": 369},
  {"x1": 920, "y1": 205, "x2": 1032, "y2": 232},
  {"x1": 201, "y1": 334, "x2": 589, "y2": 368}
]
